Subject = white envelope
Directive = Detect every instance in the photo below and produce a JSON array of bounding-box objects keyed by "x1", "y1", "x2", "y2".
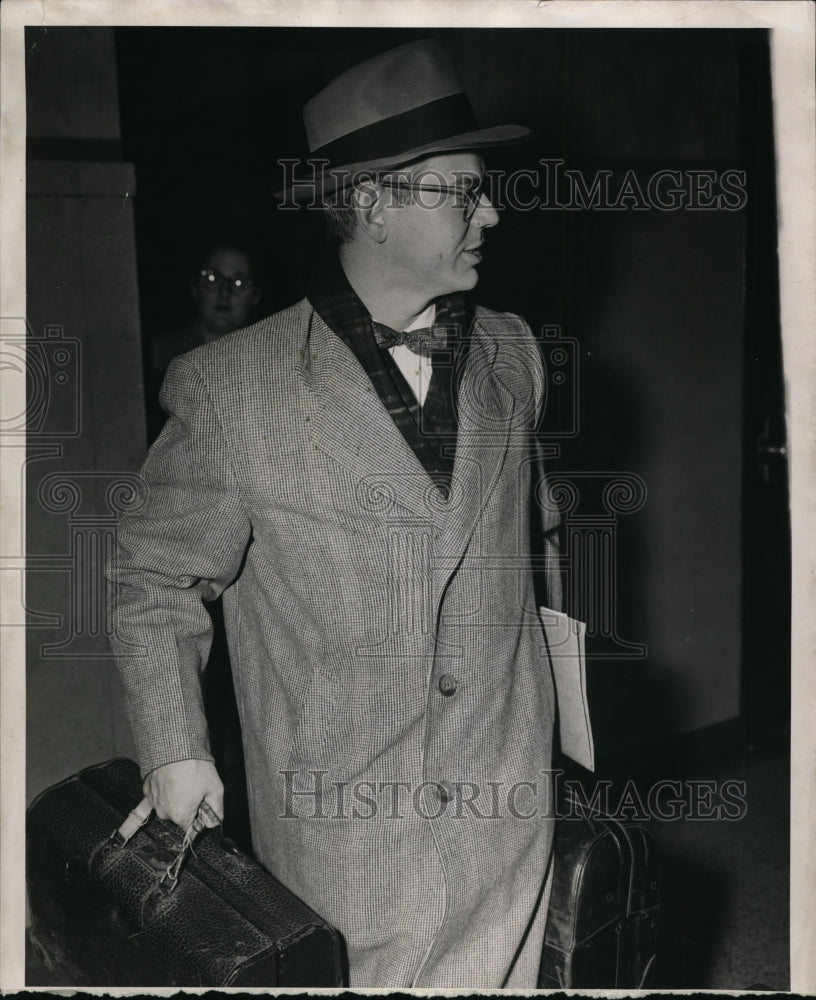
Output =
[{"x1": 539, "y1": 606, "x2": 595, "y2": 771}]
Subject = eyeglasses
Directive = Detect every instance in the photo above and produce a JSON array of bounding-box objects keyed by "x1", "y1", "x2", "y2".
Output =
[
  {"x1": 198, "y1": 268, "x2": 255, "y2": 296},
  {"x1": 378, "y1": 175, "x2": 487, "y2": 224}
]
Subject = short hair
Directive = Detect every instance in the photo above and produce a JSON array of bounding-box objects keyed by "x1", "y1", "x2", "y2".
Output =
[
  {"x1": 324, "y1": 169, "x2": 416, "y2": 246},
  {"x1": 324, "y1": 185, "x2": 358, "y2": 245}
]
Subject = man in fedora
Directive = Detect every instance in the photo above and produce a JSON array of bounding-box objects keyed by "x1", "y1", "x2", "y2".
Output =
[{"x1": 109, "y1": 39, "x2": 563, "y2": 987}]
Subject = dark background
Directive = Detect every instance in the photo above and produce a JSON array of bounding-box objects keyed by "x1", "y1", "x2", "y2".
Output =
[
  {"x1": 24, "y1": 25, "x2": 790, "y2": 988},
  {"x1": 113, "y1": 27, "x2": 748, "y2": 330},
  {"x1": 107, "y1": 25, "x2": 788, "y2": 751}
]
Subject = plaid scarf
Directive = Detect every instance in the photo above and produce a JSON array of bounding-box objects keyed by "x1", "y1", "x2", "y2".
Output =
[{"x1": 306, "y1": 254, "x2": 472, "y2": 498}]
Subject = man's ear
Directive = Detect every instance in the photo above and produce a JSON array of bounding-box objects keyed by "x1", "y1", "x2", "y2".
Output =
[{"x1": 352, "y1": 181, "x2": 388, "y2": 244}]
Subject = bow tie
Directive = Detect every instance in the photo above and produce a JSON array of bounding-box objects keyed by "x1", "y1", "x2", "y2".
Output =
[{"x1": 371, "y1": 321, "x2": 447, "y2": 358}]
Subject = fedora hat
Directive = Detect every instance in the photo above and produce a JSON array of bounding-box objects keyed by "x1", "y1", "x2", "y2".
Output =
[{"x1": 276, "y1": 39, "x2": 531, "y2": 201}]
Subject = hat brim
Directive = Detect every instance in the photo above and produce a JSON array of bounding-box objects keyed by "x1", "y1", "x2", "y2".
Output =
[{"x1": 274, "y1": 124, "x2": 532, "y2": 202}]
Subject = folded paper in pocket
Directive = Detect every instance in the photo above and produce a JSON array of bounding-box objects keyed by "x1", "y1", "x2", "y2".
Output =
[{"x1": 539, "y1": 607, "x2": 594, "y2": 771}]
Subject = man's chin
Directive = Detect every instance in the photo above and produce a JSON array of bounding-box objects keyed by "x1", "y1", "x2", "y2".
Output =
[{"x1": 458, "y1": 267, "x2": 480, "y2": 292}]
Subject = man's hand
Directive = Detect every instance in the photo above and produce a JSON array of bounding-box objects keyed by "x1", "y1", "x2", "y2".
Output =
[{"x1": 143, "y1": 759, "x2": 224, "y2": 832}]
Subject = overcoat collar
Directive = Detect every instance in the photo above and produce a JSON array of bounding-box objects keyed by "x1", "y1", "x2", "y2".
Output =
[
  {"x1": 300, "y1": 300, "x2": 515, "y2": 556},
  {"x1": 305, "y1": 253, "x2": 466, "y2": 496}
]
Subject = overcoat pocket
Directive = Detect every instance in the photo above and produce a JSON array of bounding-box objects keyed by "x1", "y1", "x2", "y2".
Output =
[{"x1": 285, "y1": 666, "x2": 342, "y2": 772}]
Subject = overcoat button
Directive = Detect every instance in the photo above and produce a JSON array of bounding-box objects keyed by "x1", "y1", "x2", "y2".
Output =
[
  {"x1": 437, "y1": 780, "x2": 454, "y2": 804},
  {"x1": 438, "y1": 673, "x2": 457, "y2": 696}
]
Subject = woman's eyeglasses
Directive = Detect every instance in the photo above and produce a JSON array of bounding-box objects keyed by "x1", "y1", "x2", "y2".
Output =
[{"x1": 198, "y1": 268, "x2": 255, "y2": 296}]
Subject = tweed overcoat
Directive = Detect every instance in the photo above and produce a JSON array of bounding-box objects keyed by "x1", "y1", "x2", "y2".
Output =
[{"x1": 108, "y1": 298, "x2": 563, "y2": 988}]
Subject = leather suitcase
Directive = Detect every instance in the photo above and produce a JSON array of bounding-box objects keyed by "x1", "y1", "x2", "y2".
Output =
[
  {"x1": 26, "y1": 758, "x2": 345, "y2": 987},
  {"x1": 539, "y1": 789, "x2": 659, "y2": 988}
]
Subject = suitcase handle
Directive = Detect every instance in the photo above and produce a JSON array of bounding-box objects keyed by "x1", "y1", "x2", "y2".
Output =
[
  {"x1": 115, "y1": 796, "x2": 153, "y2": 845},
  {"x1": 111, "y1": 797, "x2": 221, "y2": 893}
]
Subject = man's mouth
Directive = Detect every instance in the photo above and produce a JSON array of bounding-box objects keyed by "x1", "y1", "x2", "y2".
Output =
[{"x1": 463, "y1": 244, "x2": 483, "y2": 262}]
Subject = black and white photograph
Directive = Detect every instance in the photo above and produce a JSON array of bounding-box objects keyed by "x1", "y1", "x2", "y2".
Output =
[{"x1": 1, "y1": 0, "x2": 814, "y2": 993}]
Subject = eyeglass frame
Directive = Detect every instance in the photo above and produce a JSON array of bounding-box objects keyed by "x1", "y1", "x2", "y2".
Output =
[
  {"x1": 198, "y1": 268, "x2": 256, "y2": 296},
  {"x1": 376, "y1": 174, "x2": 487, "y2": 224}
]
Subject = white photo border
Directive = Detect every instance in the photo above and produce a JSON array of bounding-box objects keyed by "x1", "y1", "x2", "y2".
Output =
[{"x1": 1, "y1": 0, "x2": 813, "y2": 994}]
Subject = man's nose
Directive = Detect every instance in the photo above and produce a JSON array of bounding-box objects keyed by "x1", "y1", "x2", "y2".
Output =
[
  {"x1": 217, "y1": 279, "x2": 232, "y2": 300},
  {"x1": 471, "y1": 193, "x2": 499, "y2": 229}
]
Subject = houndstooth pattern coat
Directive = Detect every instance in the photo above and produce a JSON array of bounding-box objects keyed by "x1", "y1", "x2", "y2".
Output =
[{"x1": 108, "y1": 298, "x2": 563, "y2": 988}]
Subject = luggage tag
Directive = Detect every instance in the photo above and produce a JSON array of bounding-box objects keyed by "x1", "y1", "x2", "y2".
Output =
[{"x1": 539, "y1": 606, "x2": 595, "y2": 771}]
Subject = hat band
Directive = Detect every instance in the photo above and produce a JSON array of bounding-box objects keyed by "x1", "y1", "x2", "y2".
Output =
[{"x1": 311, "y1": 92, "x2": 479, "y2": 168}]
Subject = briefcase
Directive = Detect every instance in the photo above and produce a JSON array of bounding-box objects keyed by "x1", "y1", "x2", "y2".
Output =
[
  {"x1": 540, "y1": 789, "x2": 659, "y2": 988},
  {"x1": 26, "y1": 757, "x2": 345, "y2": 987}
]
